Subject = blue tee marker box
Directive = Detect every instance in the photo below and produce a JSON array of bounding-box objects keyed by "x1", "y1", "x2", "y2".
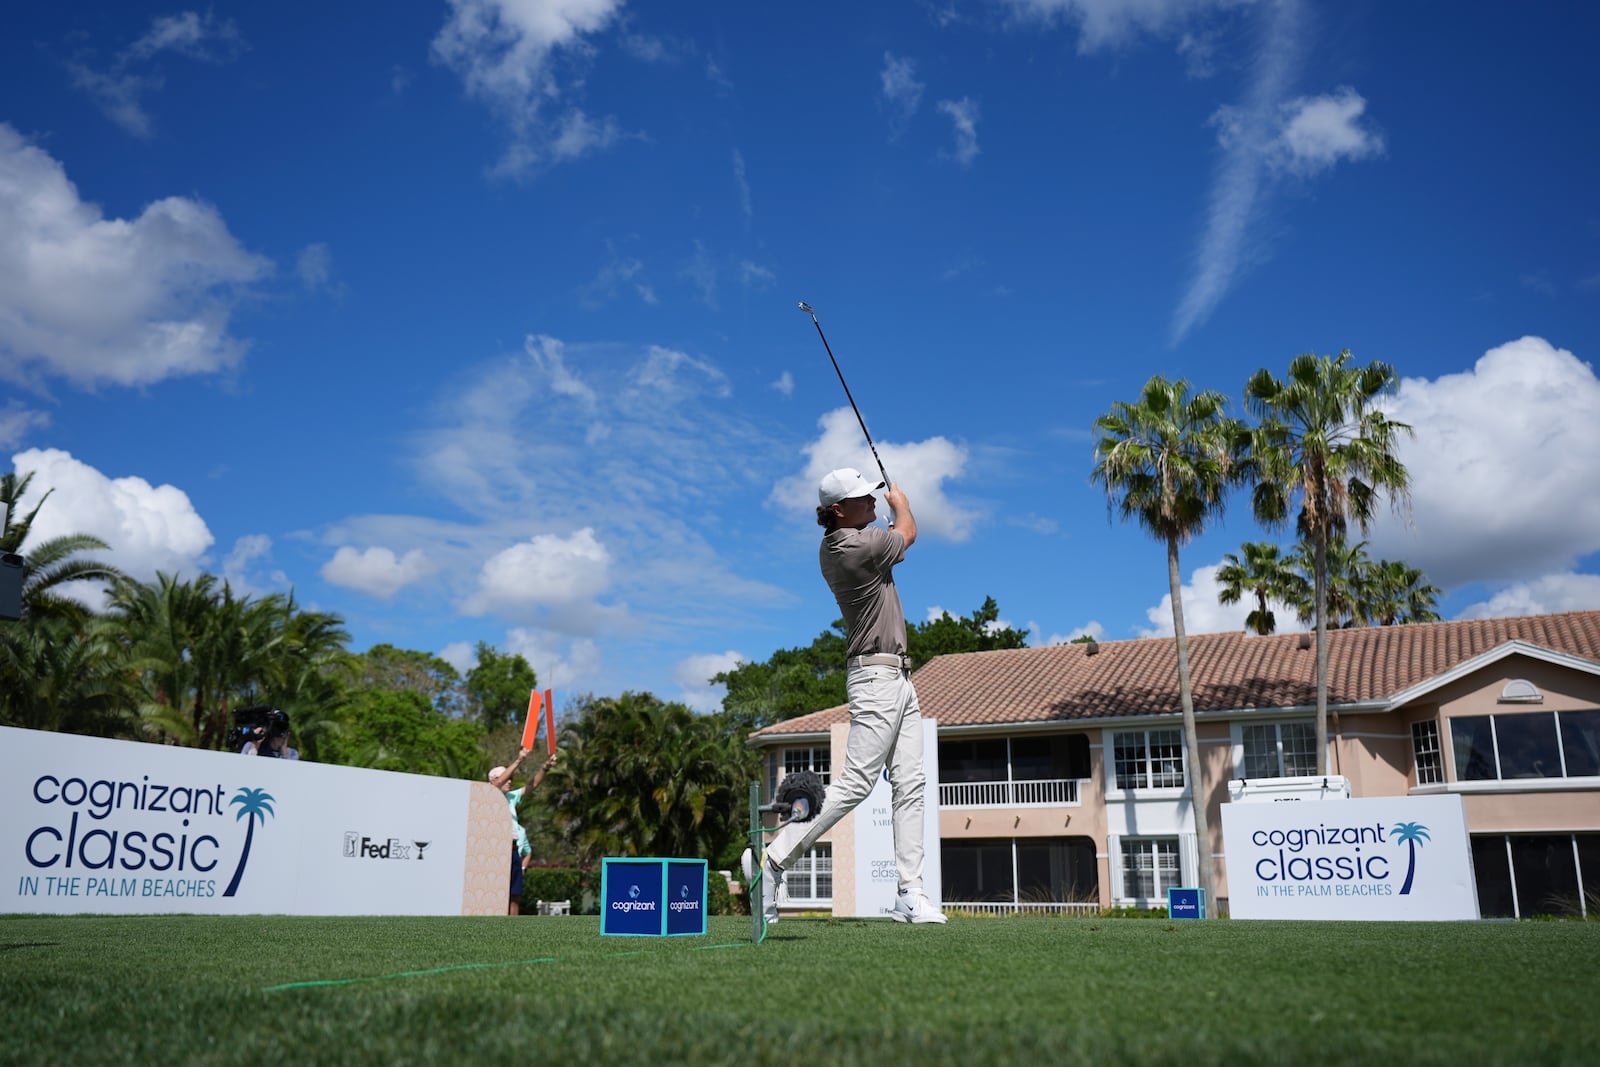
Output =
[
  {"x1": 1168, "y1": 887, "x2": 1206, "y2": 919},
  {"x1": 600, "y1": 858, "x2": 707, "y2": 936}
]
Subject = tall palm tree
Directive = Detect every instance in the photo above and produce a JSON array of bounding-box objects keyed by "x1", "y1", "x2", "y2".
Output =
[
  {"x1": 1246, "y1": 350, "x2": 1413, "y2": 774},
  {"x1": 1092, "y1": 375, "x2": 1246, "y2": 912},
  {"x1": 1286, "y1": 537, "x2": 1376, "y2": 629},
  {"x1": 1215, "y1": 542, "x2": 1307, "y2": 635}
]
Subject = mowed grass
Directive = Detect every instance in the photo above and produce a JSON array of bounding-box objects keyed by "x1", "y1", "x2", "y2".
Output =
[{"x1": 4, "y1": 914, "x2": 1597, "y2": 1066}]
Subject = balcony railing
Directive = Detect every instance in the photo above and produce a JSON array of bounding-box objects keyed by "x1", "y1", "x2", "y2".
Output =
[
  {"x1": 939, "y1": 777, "x2": 1082, "y2": 808},
  {"x1": 945, "y1": 901, "x2": 1100, "y2": 917}
]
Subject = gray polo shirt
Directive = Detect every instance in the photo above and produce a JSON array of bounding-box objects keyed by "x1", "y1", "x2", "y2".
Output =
[{"x1": 820, "y1": 525, "x2": 908, "y2": 660}]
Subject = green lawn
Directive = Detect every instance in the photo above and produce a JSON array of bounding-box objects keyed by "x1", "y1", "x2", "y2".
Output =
[{"x1": 4, "y1": 914, "x2": 1595, "y2": 1066}]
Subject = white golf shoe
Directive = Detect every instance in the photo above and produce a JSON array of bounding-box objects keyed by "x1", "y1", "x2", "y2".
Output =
[
  {"x1": 891, "y1": 888, "x2": 948, "y2": 924},
  {"x1": 741, "y1": 846, "x2": 782, "y2": 926}
]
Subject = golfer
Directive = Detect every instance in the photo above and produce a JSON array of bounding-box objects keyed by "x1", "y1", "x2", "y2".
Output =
[
  {"x1": 744, "y1": 468, "x2": 947, "y2": 925},
  {"x1": 490, "y1": 748, "x2": 558, "y2": 916}
]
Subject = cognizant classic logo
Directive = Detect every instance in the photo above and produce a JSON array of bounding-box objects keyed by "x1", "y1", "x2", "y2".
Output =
[
  {"x1": 611, "y1": 883, "x2": 658, "y2": 913},
  {"x1": 1249, "y1": 819, "x2": 1431, "y2": 897},
  {"x1": 18, "y1": 773, "x2": 276, "y2": 901},
  {"x1": 669, "y1": 881, "x2": 700, "y2": 914}
]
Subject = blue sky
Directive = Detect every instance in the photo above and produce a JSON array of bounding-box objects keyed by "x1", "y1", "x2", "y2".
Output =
[{"x1": 4, "y1": 1, "x2": 1599, "y2": 713}]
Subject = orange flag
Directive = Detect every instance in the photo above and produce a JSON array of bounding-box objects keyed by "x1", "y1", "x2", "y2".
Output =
[
  {"x1": 520, "y1": 689, "x2": 543, "y2": 751},
  {"x1": 544, "y1": 688, "x2": 557, "y2": 752}
]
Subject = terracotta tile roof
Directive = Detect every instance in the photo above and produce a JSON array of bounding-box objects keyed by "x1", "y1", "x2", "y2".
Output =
[{"x1": 751, "y1": 611, "x2": 1600, "y2": 740}]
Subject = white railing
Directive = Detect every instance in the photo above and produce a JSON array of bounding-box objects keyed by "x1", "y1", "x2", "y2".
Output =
[
  {"x1": 939, "y1": 777, "x2": 1081, "y2": 808},
  {"x1": 944, "y1": 901, "x2": 1100, "y2": 917}
]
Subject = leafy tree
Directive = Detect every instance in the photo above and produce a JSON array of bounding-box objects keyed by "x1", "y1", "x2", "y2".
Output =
[
  {"x1": 1246, "y1": 350, "x2": 1413, "y2": 773},
  {"x1": 465, "y1": 640, "x2": 538, "y2": 731},
  {"x1": 352, "y1": 643, "x2": 468, "y2": 718},
  {"x1": 909, "y1": 596, "x2": 1030, "y2": 661},
  {"x1": 544, "y1": 692, "x2": 752, "y2": 867},
  {"x1": 0, "y1": 616, "x2": 130, "y2": 735},
  {"x1": 1216, "y1": 541, "x2": 1308, "y2": 636},
  {"x1": 1093, "y1": 374, "x2": 1246, "y2": 911},
  {"x1": 323, "y1": 687, "x2": 487, "y2": 778},
  {"x1": 1361, "y1": 558, "x2": 1442, "y2": 627},
  {"x1": 715, "y1": 624, "x2": 850, "y2": 734}
]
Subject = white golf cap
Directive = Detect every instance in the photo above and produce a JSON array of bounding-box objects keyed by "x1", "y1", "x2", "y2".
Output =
[{"x1": 818, "y1": 467, "x2": 884, "y2": 506}]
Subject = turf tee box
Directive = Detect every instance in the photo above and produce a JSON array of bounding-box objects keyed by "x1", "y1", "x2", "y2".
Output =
[
  {"x1": 600, "y1": 858, "x2": 707, "y2": 936},
  {"x1": 1221, "y1": 793, "x2": 1479, "y2": 920},
  {"x1": 0, "y1": 725, "x2": 509, "y2": 915}
]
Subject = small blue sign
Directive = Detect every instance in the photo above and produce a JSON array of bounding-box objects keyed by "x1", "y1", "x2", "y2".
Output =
[
  {"x1": 601, "y1": 858, "x2": 707, "y2": 936},
  {"x1": 1168, "y1": 887, "x2": 1206, "y2": 920}
]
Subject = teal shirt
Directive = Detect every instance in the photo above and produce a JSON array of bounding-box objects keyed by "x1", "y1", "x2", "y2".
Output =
[{"x1": 506, "y1": 787, "x2": 531, "y2": 857}]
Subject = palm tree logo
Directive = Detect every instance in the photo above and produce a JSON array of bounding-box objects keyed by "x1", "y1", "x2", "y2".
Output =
[
  {"x1": 1391, "y1": 821, "x2": 1431, "y2": 895},
  {"x1": 223, "y1": 787, "x2": 276, "y2": 897}
]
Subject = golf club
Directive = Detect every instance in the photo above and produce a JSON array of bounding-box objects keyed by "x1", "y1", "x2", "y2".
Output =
[{"x1": 797, "y1": 300, "x2": 896, "y2": 526}]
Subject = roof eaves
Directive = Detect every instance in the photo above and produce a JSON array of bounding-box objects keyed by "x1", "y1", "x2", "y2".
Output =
[{"x1": 1384, "y1": 640, "x2": 1600, "y2": 709}]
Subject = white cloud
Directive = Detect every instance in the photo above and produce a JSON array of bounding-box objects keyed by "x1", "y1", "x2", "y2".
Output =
[
  {"x1": 1455, "y1": 573, "x2": 1600, "y2": 620},
  {"x1": 9, "y1": 448, "x2": 213, "y2": 594},
  {"x1": 937, "y1": 97, "x2": 981, "y2": 167},
  {"x1": 1272, "y1": 87, "x2": 1384, "y2": 175},
  {"x1": 578, "y1": 253, "x2": 654, "y2": 308},
  {"x1": 0, "y1": 125, "x2": 271, "y2": 390},
  {"x1": 222, "y1": 533, "x2": 286, "y2": 596},
  {"x1": 880, "y1": 52, "x2": 925, "y2": 136},
  {"x1": 462, "y1": 527, "x2": 612, "y2": 617},
  {"x1": 502, "y1": 629, "x2": 602, "y2": 690},
  {"x1": 1368, "y1": 336, "x2": 1600, "y2": 588},
  {"x1": 432, "y1": 0, "x2": 627, "y2": 177},
  {"x1": 738, "y1": 260, "x2": 776, "y2": 289},
  {"x1": 1136, "y1": 561, "x2": 1301, "y2": 638},
  {"x1": 321, "y1": 545, "x2": 435, "y2": 599},
  {"x1": 681, "y1": 241, "x2": 719, "y2": 309},
  {"x1": 438, "y1": 642, "x2": 476, "y2": 674},
  {"x1": 772, "y1": 407, "x2": 978, "y2": 541},
  {"x1": 771, "y1": 371, "x2": 794, "y2": 397},
  {"x1": 0, "y1": 403, "x2": 50, "y2": 450},
  {"x1": 674, "y1": 650, "x2": 743, "y2": 712}
]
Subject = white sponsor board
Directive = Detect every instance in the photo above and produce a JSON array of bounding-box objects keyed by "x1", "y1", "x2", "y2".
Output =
[
  {"x1": 1222, "y1": 794, "x2": 1479, "y2": 920},
  {"x1": 2, "y1": 726, "x2": 474, "y2": 915},
  {"x1": 853, "y1": 717, "x2": 941, "y2": 918}
]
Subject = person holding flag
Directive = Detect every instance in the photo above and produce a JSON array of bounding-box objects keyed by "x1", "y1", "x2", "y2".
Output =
[{"x1": 489, "y1": 747, "x2": 559, "y2": 915}]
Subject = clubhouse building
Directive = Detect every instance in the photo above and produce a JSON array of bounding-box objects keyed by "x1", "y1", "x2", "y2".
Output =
[{"x1": 747, "y1": 610, "x2": 1600, "y2": 919}]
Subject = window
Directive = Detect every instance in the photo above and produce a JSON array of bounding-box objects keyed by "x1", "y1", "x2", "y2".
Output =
[
  {"x1": 1451, "y1": 710, "x2": 1600, "y2": 781},
  {"x1": 1241, "y1": 722, "x2": 1317, "y2": 778},
  {"x1": 781, "y1": 845, "x2": 832, "y2": 902},
  {"x1": 782, "y1": 746, "x2": 831, "y2": 785},
  {"x1": 939, "y1": 735, "x2": 1091, "y2": 784},
  {"x1": 1472, "y1": 833, "x2": 1598, "y2": 919},
  {"x1": 942, "y1": 837, "x2": 1098, "y2": 904},
  {"x1": 1121, "y1": 838, "x2": 1180, "y2": 901},
  {"x1": 1412, "y1": 720, "x2": 1444, "y2": 785},
  {"x1": 1114, "y1": 729, "x2": 1184, "y2": 790}
]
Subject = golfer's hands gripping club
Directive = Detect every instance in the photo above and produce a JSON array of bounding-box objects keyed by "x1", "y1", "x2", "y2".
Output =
[{"x1": 884, "y1": 482, "x2": 913, "y2": 540}]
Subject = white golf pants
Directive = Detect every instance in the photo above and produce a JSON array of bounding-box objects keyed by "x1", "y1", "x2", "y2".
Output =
[{"x1": 768, "y1": 664, "x2": 928, "y2": 893}]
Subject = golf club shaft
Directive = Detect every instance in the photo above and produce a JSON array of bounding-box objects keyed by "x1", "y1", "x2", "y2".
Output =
[{"x1": 800, "y1": 304, "x2": 896, "y2": 526}]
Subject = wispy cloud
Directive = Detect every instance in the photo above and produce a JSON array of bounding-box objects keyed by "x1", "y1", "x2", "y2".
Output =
[
  {"x1": 937, "y1": 97, "x2": 981, "y2": 167},
  {"x1": 1170, "y1": 0, "x2": 1305, "y2": 343},
  {"x1": 880, "y1": 52, "x2": 925, "y2": 137},
  {"x1": 732, "y1": 149, "x2": 753, "y2": 227},
  {"x1": 66, "y1": 10, "x2": 244, "y2": 137},
  {"x1": 432, "y1": 0, "x2": 629, "y2": 179}
]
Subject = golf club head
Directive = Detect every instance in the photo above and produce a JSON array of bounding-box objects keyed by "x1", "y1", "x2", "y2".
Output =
[{"x1": 797, "y1": 301, "x2": 814, "y2": 315}]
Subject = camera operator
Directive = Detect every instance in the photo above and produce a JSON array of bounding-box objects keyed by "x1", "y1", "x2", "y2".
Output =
[{"x1": 241, "y1": 709, "x2": 299, "y2": 760}]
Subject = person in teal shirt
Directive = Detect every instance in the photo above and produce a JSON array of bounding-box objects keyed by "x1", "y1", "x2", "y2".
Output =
[{"x1": 489, "y1": 748, "x2": 559, "y2": 915}]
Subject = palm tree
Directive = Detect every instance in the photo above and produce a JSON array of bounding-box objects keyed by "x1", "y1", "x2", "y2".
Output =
[
  {"x1": 223, "y1": 787, "x2": 276, "y2": 897},
  {"x1": 1, "y1": 471, "x2": 125, "y2": 626},
  {"x1": 1390, "y1": 821, "x2": 1431, "y2": 895},
  {"x1": 1362, "y1": 560, "x2": 1442, "y2": 627},
  {"x1": 1246, "y1": 350, "x2": 1413, "y2": 774},
  {"x1": 1216, "y1": 542, "x2": 1307, "y2": 635},
  {"x1": 1286, "y1": 537, "x2": 1376, "y2": 629},
  {"x1": 1092, "y1": 375, "x2": 1247, "y2": 912}
]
